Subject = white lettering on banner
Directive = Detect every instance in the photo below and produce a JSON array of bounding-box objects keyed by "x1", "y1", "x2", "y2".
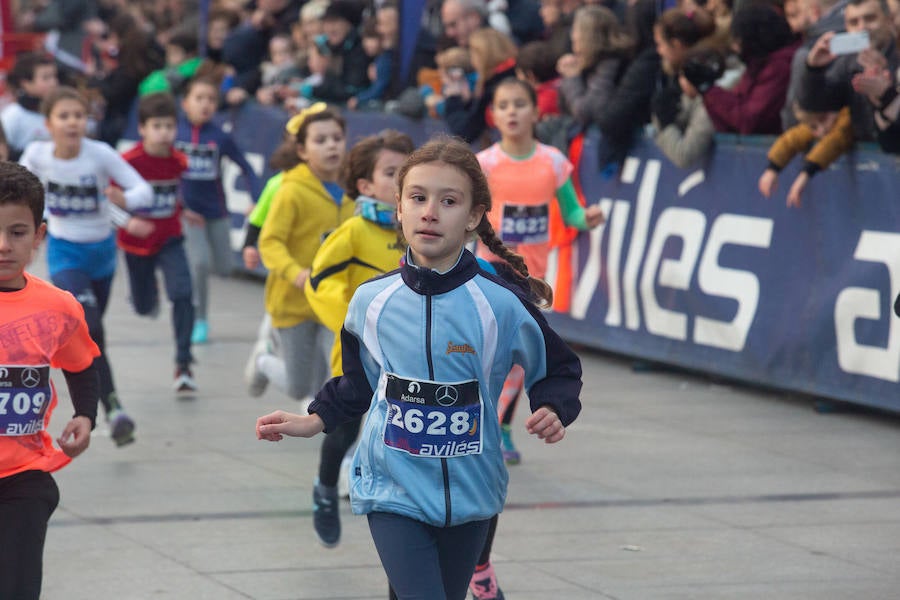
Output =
[
  {"x1": 640, "y1": 207, "x2": 706, "y2": 340},
  {"x1": 570, "y1": 198, "x2": 614, "y2": 320},
  {"x1": 695, "y1": 215, "x2": 772, "y2": 351},
  {"x1": 221, "y1": 153, "x2": 265, "y2": 250},
  {"x1": 834, "y1": 231, "x2": 900, "y2": 382},
  {"x1": 569, "y1": 159, "x2": 774, "y2": 352}
]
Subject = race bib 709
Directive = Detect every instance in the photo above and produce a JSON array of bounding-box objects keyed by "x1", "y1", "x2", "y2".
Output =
[{"x1": 0, "y1": 366, "x2": 51, "y2": 436}]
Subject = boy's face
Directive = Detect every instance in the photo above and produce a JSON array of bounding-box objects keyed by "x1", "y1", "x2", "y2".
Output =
[
  {"x1": 166, "y1": 44, "x2": 188, "y2": 66},
  {"x1": 182, "y1": 83, "x2": 218, "y2": 125},
  {"x1": 139, "y1": 116, "x2": 177, "y2": 155},
  {"x1": 323, "y1": 17, "x2": 351, "y2": 47},
  {"x1": 802, "y1": 110, "x2": 840, "y2": 137},
  {"x1": 21, "y1": 64, "x2": 58, "y2": 99},
  {"x1": 362, "y1": 35, "x2": 381, "y2": 57},
  {"x1": 0, "y1": 203, "x2": 44, "y2": 290}
]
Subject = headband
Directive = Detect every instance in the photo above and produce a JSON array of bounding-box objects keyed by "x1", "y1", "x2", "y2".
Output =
[{"x1": 285, "y1": 102, "x2": 328, "y2": 136}]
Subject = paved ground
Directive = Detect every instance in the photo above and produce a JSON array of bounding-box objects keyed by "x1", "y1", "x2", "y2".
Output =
[{"x1": 35, "y1": 255, "x2": 900, "y2": 600}]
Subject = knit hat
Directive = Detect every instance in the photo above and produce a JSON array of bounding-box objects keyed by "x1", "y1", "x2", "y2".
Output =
[
  {"x1": 796, "y1": 83, "x2": 846, "y2": 113},
  {"x1": 322, "y1": 0, "x2": 364, "y2": 27}
]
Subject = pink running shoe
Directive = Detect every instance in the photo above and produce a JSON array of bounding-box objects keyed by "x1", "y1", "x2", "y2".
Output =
[{"x1": 469, "y1": 562, "x2": 505, "y2": 600}]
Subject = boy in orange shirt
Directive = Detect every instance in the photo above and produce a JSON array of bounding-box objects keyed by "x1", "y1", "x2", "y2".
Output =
[{"x1": 0, "y1": 162, "x2": 100, "y2": 600}]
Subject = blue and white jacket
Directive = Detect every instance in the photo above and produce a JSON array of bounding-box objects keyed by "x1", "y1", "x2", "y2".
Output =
[{"x1": 308, "y1": 249, "x2": 582, "y2": 527}]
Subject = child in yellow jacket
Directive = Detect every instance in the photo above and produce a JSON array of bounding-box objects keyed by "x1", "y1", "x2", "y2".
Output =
[
  {"x1": 758, "y1": 89, "x2": 854, "y2": 208},
  {"x1": 245, "y1": 104, "x2": 354, "y2": 401},
  {"x1": 303, "y1": 130, "x2": 414, "y2": 549}
]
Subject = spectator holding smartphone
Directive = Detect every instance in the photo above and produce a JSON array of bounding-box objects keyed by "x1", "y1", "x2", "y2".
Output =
[{"x1": 800, "y1": 0, "x2": 899, "y2": 141}]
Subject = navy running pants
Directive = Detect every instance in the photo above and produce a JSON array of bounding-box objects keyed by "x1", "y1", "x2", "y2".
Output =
[
  {"x1": 0, "y1": 470, "x2": 60, "y2": 600},
  {"x1": 367, "y1": 511, "x2": 491, "y2": 600},
  {"x1": 51, "y1": 269, "x2": 115, "y2": 411},
  {"x1": 124, "y1": 237, "x2": 195, "y2": 368}
]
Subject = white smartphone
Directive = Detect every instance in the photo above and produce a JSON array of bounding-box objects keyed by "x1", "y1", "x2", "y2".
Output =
[{"x1": 829, "y1": 31, "x2": 870, "y2": 55}]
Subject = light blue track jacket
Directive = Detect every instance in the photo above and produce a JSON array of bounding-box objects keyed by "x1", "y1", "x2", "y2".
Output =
[{"x1": 308, "y1": 249, "x2": 583, "y2": 527}]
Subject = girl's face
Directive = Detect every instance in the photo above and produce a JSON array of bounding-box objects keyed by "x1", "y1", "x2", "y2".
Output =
[
  {"x1": 208, "y1": 18, "x2": 231, "y2": 50},
  {"x1": 654, "y1": 27, "x2": 686, "y2": 72},
  {"x1": 358, "y1": 149, "x2": 407, "y2": 204},
  {"x1": 397, "y1": 162, "x2": 485, "y2": 272},
  {"x1": 492, "y1": 84, "x2": 538, "y2": 141},
  {"x1": 298, "y1": 119, "x2": 346, "y2": 180},
  {"x1": 269, "y1": 37, "x2": 294, "y2": 66},
  {"x1": 46, "y1": 98, "x2": 87, "y2": 149},
  {"x1": 182, "y1": 83, "x2": 218, "y2": 125},
  {"x1": 571, "y1": 23, "x2": 586, "y2": 58},
  {"x1": 376, "y1": 7, "x2": 398, "y2": 44},
  {"x1": 22, "y1": 64, "x2": 58, "y2": 99},
  {"x1": 468, "y1": 44, "x2": 486, "y2": 75}
]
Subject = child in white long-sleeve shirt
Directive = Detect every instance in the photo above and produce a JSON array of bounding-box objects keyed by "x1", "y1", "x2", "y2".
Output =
[{"x1": 20, "y1": 86, "x2": 153, "y2": 447}]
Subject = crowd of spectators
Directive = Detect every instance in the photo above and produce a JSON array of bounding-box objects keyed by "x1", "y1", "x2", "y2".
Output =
[{"x1": 4, "y1": 0, "x2": 900, "y2": 182}]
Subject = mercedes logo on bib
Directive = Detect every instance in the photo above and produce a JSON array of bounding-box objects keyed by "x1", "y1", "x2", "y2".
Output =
[
  {"x1": 435, "y1": 385, "x2": 459, "y2": 407},
  {"x1": 21, "y1": 368, "x2": 41, "y2": 388}
]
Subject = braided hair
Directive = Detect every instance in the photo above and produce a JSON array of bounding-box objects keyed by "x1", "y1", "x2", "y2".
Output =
[{"x1": 397, "y1": 135, "x2": 553, "y2": 307}]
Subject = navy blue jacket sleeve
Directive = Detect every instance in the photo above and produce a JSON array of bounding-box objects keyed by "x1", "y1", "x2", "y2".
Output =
[
  {"x1": 308, "y1": 327, "x2": 375, "y2": 432},
  {"x1": 519, "y1": 303, "x2": 583, "y2": 427}
]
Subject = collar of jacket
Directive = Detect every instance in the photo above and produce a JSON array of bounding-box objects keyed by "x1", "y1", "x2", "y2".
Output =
[{"x1": 401, "y1": 249, "x2": 480, "y2": 296}]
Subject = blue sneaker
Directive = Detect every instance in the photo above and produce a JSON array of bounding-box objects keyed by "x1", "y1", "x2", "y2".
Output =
[
  {"x1": 191, "y1": 319, "x2": 208, "y2": 344},
  {"x1": 313, "y1": 481, "x2": 340, "y2": 548},
  {"x1": 108, "y1": 410, "x2": 135, "y2": 447},
  {"x1": 500, "y1": 424, "x2": 520, "y2": 465}
]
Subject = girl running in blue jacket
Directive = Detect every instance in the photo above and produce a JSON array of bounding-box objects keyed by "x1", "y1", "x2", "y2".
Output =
[{"x1": 256, "y1": 135, "x2": 583, "y2": 600}]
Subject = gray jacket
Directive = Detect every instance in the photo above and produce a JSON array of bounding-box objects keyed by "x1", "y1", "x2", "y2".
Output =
[{"x1": 653, "y1": 94, "x2": 715, "y2": 169}]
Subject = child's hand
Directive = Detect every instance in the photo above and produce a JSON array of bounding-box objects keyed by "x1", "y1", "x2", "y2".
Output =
[
  {"x1": 126, "y1": 217, "x2": 155, "y2": 238},
  {"x1": 556, "y1": 53, "x2": 581, "y2": 79},
  {"x1": 256, "y1": 410, "x2": 325, "y2": 440},
  {"x1": 347, "y1": 97, "x2": 359, "y2": 110},
  {"x1": 525, "y1": 406, "x2": 565, "y2": 444},
  {"x1": 293, "y1": 268, "x2": 310, "y2": 289},
  {"x1": 852, "y1": 70, "x2": 892, "y2": 105},
  {"x1": 256, "y1": 86, "x2": 277, "y2": 105},
  {"x1": 57, "y1": 416, "x2": 92, "y2": 458},
  {"x1": 787, "y1": 172, "x2": 809, "y2": 208},
  {"x1": 105, "y1": 186, "x2": 126, "y2": 208},
  {"x1": 243, "y1": 246, "x2": 261, "y2": 270},
  {"x1": 183, "y1": 209, "x2": 205, "y2": 226},
  {"x1": 226, "y1": 87, "x2": 249, "y2": 106},
  {"x1": 584, "y1": 205, "x2": 605, "y2": 229},
  {"x1": 857, "y1": 47, "x2": 888, "y2": 73},
  {"x1": 758, "y1": 169, "x2": 778, "y2": 198}
]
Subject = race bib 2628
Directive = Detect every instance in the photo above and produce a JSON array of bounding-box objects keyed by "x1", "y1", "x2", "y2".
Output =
[{"x1": 382, "y1": 373, "x2": 483, "y2": 458}]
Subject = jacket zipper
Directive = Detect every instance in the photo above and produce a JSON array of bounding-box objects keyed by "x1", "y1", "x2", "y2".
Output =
[{"x1": 425, "y1": 295, "x2": 452, "y2": 527}]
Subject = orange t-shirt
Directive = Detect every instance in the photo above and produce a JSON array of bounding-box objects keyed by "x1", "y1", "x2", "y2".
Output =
[
  {"x1": 0, "y1": 273, "x2": 99, "y2": 479},
  {"x1": 476, "y1": 142, "x2": 573, "y2": 279}
]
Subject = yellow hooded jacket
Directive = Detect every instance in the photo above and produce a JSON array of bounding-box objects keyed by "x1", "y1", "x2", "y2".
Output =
[
  {"x1": 305, "y1": 215, "x2": 405, "y2": 376},
  {"x1": 259, "y1": 163, "x2": 355, "y2": 328}
]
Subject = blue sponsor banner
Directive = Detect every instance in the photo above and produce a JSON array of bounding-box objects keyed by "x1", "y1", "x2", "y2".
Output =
[
  {"x1": 125, "y1": 103, "x2": 900, "y2": 411},
  {"x1": 548, "y1": 134, "x2": 900, "y2": 412}
]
